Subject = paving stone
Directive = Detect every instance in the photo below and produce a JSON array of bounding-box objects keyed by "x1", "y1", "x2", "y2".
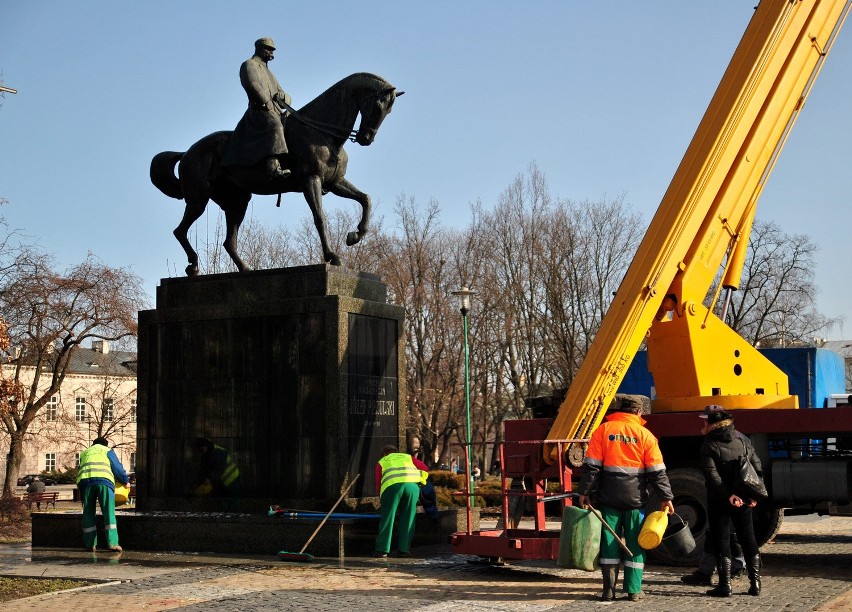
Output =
[{"x1": 4, "y1": 515, "x2": 850, "y2": 611}]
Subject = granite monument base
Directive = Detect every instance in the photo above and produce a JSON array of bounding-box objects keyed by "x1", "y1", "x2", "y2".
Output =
[
  {"x1": 137, "y1": 265, "x2": 406, "y2": 513},
  {"x1": 31, "y1": 508, "x2": 478, "y2": 557}
]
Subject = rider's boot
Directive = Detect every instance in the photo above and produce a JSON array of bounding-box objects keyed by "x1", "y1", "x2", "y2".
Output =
[{"x1": 266, "y1": 156, "x2": 291, "y2": 180}]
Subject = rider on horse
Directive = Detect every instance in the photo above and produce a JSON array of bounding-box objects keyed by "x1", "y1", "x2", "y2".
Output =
[{"x1": 221, "y1": 37, "x2": 292, "y2": 182}]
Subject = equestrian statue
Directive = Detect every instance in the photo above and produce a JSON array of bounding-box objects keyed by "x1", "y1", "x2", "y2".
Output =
[{"x1": 150, "y1": 37, "x2": 403, "y2": 275}]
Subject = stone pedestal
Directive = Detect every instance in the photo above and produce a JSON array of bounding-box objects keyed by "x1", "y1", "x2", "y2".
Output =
[
  {"x1": 31, "y1": 508, "x2": 476, "y2": 556},
  {"x1": 136, "y1": 265, "x2": 405, "y2": 512}
]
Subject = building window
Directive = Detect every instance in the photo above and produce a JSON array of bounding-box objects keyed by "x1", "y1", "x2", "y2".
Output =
[
  {"x1": 103, "y1": 398, "x2": 114, "y2": 422},
  {"x1": 75, "y1": 452, "x2": 81, "y2": 467},
  {"x1": 130, "y1": 398, "x2": 137, "y2": 423},
  {"x1": 45, "y1": 395, "x2": 59, "y2": 421},
  {"x1": 130, "y1": 452, "x2": 136, "y2": 471},
  {"x1": 44, "y1": 453, "x2": 56, "y2": 472},
  {"x1": 75, "y1": 397, "x2": 87, "y2": 422}
]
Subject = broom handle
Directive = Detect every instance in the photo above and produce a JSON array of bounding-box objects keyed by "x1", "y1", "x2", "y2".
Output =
[
  {"x1": 299, "y1": 474, "x2": 361, "y2": 554},
  {"x1": 586, "y1": 502, "x2": 634, "y2": 558}
]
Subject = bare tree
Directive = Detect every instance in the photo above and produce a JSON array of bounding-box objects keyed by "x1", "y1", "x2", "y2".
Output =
[
  {"x1": 724, "y1": 220, "x2": 838, "y2": 346},
  {"x1": 481, "y1": 164, "x2": 553, "y2": 407},
  {"x1": 0, "y1": 252, "x2": 145, "y2": 495},
  {"x1": 375, "y1": 195, "x2": 465, "y2": 466},
  {"x1": 297, "y1": 209, "x2": 387, "y2": 272},
  {"x1": 472, "y1": 171, "x2": 643, "y2": 471},
  {"x1": 200, "y1": 209, "x2": 387, "y2": 273},
  {"x1": 201, "y1": 216, "x2": 297, "y2": 274},
  {"x1": 541, "y1": 195, "x2": 644, "y2": 388}
]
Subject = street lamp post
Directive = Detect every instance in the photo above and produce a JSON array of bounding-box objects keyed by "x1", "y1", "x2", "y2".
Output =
[{"x1": 451, "y1": 286, "x2": 477, "y2": 507}]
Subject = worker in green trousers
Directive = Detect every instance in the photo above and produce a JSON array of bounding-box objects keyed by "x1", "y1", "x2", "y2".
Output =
[
  {"x1": 373, "y1": 445, "x2": 428, "y2": 558},
  {"x1": 77, "y1": 436, "x2": 129, "y2": 552}
]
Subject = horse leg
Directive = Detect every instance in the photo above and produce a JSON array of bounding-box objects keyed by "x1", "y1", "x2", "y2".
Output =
[
  {"x1": 328, "y1": 178, "x2": 371, "y2": 246},
  {"x1": 304, "y1": 175, "x2": 340, "y2": 265},
  {"x1": 174, "y1": 197, "x2": 207, "y2": 276},
  {"x1": 222, "y1": 196, "x2": 252, "y2": 272}
]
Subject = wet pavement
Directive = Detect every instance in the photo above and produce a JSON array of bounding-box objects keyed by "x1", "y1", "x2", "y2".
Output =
[{"x1": 0, "y1": 513, "x2": 849, "y2": 611}]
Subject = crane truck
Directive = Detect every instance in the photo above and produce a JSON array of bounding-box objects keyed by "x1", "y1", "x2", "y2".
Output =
[{"x1": 449, "y1": 0, "x2": 852, "y2": 564}]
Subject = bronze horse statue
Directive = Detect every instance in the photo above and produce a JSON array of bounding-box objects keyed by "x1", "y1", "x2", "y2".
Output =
[{"x1": 150, "y1": 72, "x2": 402, "y2": 275}]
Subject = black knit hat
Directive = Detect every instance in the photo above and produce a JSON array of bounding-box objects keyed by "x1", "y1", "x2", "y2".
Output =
[
  {"x1": 706, "y1": 409, "x2": 733, "y2": 424},
  {"x1": 699, "y1": 404, "x2": 725, "y2": 419},
  {"x1": 619, "y1": 397, "x2": 642, "y2": 413}
]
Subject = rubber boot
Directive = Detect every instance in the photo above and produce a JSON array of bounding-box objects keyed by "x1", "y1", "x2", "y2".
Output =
[
  {"x1": 747, "y1": 554, "x2": 761, "y2": 596},
  {"x1": 600, "y1": 565, "x2": 617, "y2": 601},
  {"x1": 707, "y1": 556, "x2": 732, "y2": 597}
]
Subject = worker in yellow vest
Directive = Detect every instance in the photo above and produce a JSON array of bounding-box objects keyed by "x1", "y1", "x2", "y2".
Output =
[
  {"x1": 76, "y1": 437, "x2": 129, "y2": 552},
  {"x1": 373, "y1": 444, "x2": 428, "y2": 558},
  {"x1": 194, "y1": 437, "x2": 241, "y2": 497}
]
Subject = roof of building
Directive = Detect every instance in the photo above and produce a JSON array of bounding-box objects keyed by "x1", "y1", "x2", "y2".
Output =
[
  {"x1": 7, "y1": 344, "x2": 138, "y2": 377},
  {"x1": 67, "y1": 346, "x2": 137, "y2": 376},
  {"x1": 823, "y1": 340, "x2": 852, "y2": 359}
]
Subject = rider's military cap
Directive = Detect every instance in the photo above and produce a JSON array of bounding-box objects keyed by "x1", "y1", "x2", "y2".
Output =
[{"x1": 255, "y1": 37, "x2": 276, "y2": 50}]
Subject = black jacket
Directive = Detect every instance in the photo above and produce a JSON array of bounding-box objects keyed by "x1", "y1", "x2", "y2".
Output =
[{"x1": 700, "y1": 424, "x2": 763, "y2": 503}]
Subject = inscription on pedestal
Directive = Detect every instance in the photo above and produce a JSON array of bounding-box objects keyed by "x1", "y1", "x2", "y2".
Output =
[{"x1": 347, "y1": 314, "x2": 399, "y2": 497}]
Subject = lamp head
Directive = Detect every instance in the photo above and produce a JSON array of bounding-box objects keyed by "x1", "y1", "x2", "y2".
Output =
[{"x1": 451, "y1": 287, "x2": 478, "y2": 314}]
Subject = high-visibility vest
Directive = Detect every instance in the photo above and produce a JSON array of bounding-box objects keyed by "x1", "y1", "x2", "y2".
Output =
[
  {"x1": 379, "y1": 453, "x2": 427, "y2": 496},
  {"x1": 585, "y1": 412, "x2": 666, "y2": 472},
  {"x1": 214, "y1": 445, "x2": 240, "y2": 487},
  {"x1": 76, "y1": 444, "x2": 115, "y2": 485}
]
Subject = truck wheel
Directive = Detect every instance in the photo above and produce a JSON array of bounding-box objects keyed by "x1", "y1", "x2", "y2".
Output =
[
  {"x1": 648, "y1": 469, "x2": 783, "y2": 564},
  {"x1": 753, "y1": 505, "x2": 783, "y2": 547},
  {"x1": 647, "y1": 468, "x2": 707, "y2": 566}
]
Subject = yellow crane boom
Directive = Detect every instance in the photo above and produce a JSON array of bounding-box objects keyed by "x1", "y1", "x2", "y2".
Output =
[{"x1": 545, "y1": 0, "x2": 851, "y2": 461}]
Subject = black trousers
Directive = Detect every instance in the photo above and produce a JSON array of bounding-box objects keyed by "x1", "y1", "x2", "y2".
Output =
[{"x1": 708, "y1": 501, "x2": 759, "y2": 559}]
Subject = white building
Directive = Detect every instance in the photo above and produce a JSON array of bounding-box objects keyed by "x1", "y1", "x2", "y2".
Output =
[
  {"x1": 2, "y1": 340, "x2": 137, "y2": 479},
  {"x1": 823, "y1": 339, "x2": 852, "y2": 393}
]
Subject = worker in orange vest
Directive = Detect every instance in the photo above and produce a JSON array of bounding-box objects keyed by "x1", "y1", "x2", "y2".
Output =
[{"x1": 576, "y1": 398, "x2": 675, "y2": 602}]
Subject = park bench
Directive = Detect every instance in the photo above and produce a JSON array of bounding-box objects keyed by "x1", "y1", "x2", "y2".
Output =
[{"x1": 26, "y1": 491, "x2": 58, "y2": 511}]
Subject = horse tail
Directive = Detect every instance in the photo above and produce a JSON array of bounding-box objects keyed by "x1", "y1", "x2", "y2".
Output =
[{"x1": 150, "y1": 151, "x2": 185, "y2": 200}]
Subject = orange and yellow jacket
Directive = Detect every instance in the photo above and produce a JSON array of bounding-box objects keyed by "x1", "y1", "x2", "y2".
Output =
[{"x1": 575, "y1": 412, "x2": 673, "y2": 509}]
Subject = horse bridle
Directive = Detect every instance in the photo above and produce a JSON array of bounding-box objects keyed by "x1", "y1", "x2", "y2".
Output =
[{"x1": 279, "y1": 88, "x2": 400, "y2": 143}]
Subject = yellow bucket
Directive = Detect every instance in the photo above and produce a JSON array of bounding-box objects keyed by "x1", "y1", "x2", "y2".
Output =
[
  {"x1": 193, "y1": 482, "x2": 213, "y2": 497},
  {"x1": 114, "y1": 484, "x2": 130, "y2": 506},
  {"x1": 638, "y1": 509, "x2": 669, "y2": 550}
]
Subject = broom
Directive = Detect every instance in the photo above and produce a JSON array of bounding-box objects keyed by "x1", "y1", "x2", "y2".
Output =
[{"x1": 278, "y1": 473, "x2": 360, "y2": 562}]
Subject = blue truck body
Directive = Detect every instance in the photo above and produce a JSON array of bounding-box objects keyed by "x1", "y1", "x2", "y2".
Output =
[{"x1": 619, "y1": 347, "x2": 846, "y2": 408}]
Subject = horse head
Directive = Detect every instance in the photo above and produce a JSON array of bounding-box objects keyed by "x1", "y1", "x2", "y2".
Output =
[{"x1": 353, "y1": 75, "x2": 403, "y2": 146}]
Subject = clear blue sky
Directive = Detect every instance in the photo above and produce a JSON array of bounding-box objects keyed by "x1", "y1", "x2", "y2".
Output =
[{"x1": 1, "y1": 2, "x2": 850, "y2": 337}]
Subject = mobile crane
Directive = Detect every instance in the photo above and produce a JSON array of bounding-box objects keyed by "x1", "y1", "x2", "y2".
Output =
[{"x1": 450, "y1": 0, "x2": 852, "y2": 563}]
